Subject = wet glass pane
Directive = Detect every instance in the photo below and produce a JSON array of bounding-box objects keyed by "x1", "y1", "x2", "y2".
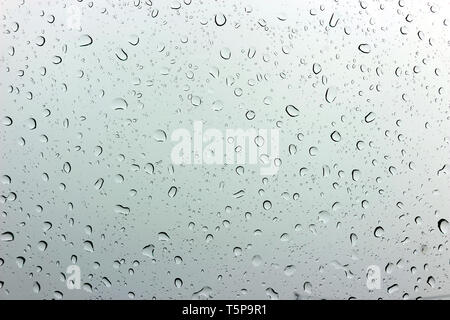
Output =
[{"x1": 0, "y1": 0, "x2": 449, "y2": 300}]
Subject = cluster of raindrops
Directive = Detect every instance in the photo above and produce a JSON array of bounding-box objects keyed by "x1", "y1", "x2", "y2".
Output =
[{"x1": 0, "y1": 0, "x2": 449, "y2": 300}]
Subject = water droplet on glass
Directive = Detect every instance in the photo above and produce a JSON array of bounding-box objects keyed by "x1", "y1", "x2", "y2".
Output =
[
  {"x1": 220, "y1": 48, "x2": 231, "y2": 60},
  {"x1": 374, "y1": 226, "x2": 385, "y2": 238},
  {"x1": 358, "y1": 43, "x2": 371, "y2": 54},
  {"x1": 330, "y1": 130, "x2": 341, "y2": 142},
  {"x1": 1, "y1": 232, "x2": 14, "y2": 242},
  {"x1": 214, "y1": 13, "x2": 227, "y2": 26},
  {"x1": 437, "y1": 219, "x2": 448, "y2": 235},
  {"x1": 78, "y1": 34, "x2": 93, "y2": 47},
  {"x1": 285, "y1": 105, "x2": 300, "y2": 117}
]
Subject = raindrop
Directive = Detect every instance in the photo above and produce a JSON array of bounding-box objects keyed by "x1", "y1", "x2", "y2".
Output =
[
  {"x1": 26, "y1": 118, "x2": 37, "y2": 130},
  {"x1": 214, "y1": 13, "x2": 227, "y2": 26},
  {"x1": 35, "y1": 36, "x2": 45, "y2": 46},
  {"x1": 158, "y1": 232, "x2": 170, "y2": 241},
  {"x1": 142, "y1": 245, "x2": 155, "y2": 258},
  {"x1": 374, "y1": 226, "x2": 384, "y2": 238},
  {"x1": 220, "y1": 48, "x2": 231, "y2": 60},
  {"x1": 78, "y1": 34, "x2": 93, "y2": 47},
  {"x1": 285, "y1": 105, "x2": 300, "y2": 117},
  {"x1": 174, "y1": 278, "x2": 183, "y2": 288},
  {"x1": 245, "y1": 110, "x2": 256, "y2": 120},
  {"x1": 111, "y1": 98, "x2": 128, "y2": 111},
  {"x1": 153, "y1": 129, "x2": 167, "y2": 142},
  {"x1": 303, "y1": 282, "x2": 312, "y2": 294},
  {"x1": 33, "y1": 281, "x2": 41, "y2": 294},
  {"x1": 2, "y1": 116, "x2": 13, "y2": 126},
  {"x1": 427, "y1": 276, "x2": 436, "y2": 288},
  {"x1": 15, "y1": 257, "x2": 25, "y2": 268},
  {"x1": 83, "y1": 240, "x2": 94, "y2": 252},
  {"x1": 168, "y1": 186, "x2": 178, "y2": 198},
  {"x1": 350, "y1": 233, "x2": 358, "y2": 246},
  {"x1": 364, "y1": 112, "x2": 376, "y2": 123},
  {"x1": 1, "y1": 175, "x2": 11, "y2": 184},
  {"x1": 263, "y1": 200, "x2": 272, "y2": 210},
  {"x1": 37, "y1": 241, "x2": 47, "y2": 251},
  {"x1": 330, "y1": 131, "x2": 341, "y2": 142},
  {"x1": 62, "y1": 162, "x2": 72, "y2": 174},
  {"x1": 94, "y1": 178, "x2": 104, "y2": 190},
  {"x1": 309, "y1": 146, "x2": 318, "y2": 156},
  {"x1": 233, "y1": 247, "x2": 242, "y2": 256},
  {"x1": 312, "y1": 63, "x2": 322, "y2": 74},
  {"x1": 266, "y1": 288, "x2": 279, "y2": 300},
  {"x1": 1, "y1": 232, "x2": 14, "y2": 242},
  {"x1": 437, "y1": 219, "x2": 448, "y2": 235},
  {"x1": 358, "y1": 43, "x2": 371, "y2": 54},
  {"x1": 114, "y1": 204, "x2": 130, "y2": 215},
  {"x1": 102, "y1": 277, "x2": 112, "y2": 288},
  {"x1": 115, "y1": 48, "x2": 128, "y2": 61},
  {"x1": 284, "y1": 265, "x2": 296, "y2": 276},
  {"x1": 325, "y1": 87, "x2": 337, "y2": 103},
  {"x1": 170, "y1": 1, "x2": 181, "y2": 9},
  {"x1": 352, "y1": 169, "x2": 361, "y2": 181}
]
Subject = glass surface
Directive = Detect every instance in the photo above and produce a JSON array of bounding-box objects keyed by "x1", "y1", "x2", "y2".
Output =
[{"x1": 0, "y1": 0, "x2": 449, "y2": 300}]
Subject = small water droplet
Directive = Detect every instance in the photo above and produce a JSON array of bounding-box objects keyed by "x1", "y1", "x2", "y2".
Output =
[
  {"x1": 374, "y1": 226, "x2": 384, "y2": 238},
  {"x1": 358, "y1": 43, "x2": 371, "y2": 54},
  {"x1": 285, "y1": 105, "x2": 300, "y2": 117},
  {"x1": 438, "y1": 219, "x2": 448, "y2": 235},
  {"x1": 330, "y1": 130, "x2": 341, "y2": 142},
  {"x1": 214, "y1": 13, "x2": 227, "y2": 26},
  {"x1": 1, "y1": 232, "x2": 14, "y2": 242}
]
